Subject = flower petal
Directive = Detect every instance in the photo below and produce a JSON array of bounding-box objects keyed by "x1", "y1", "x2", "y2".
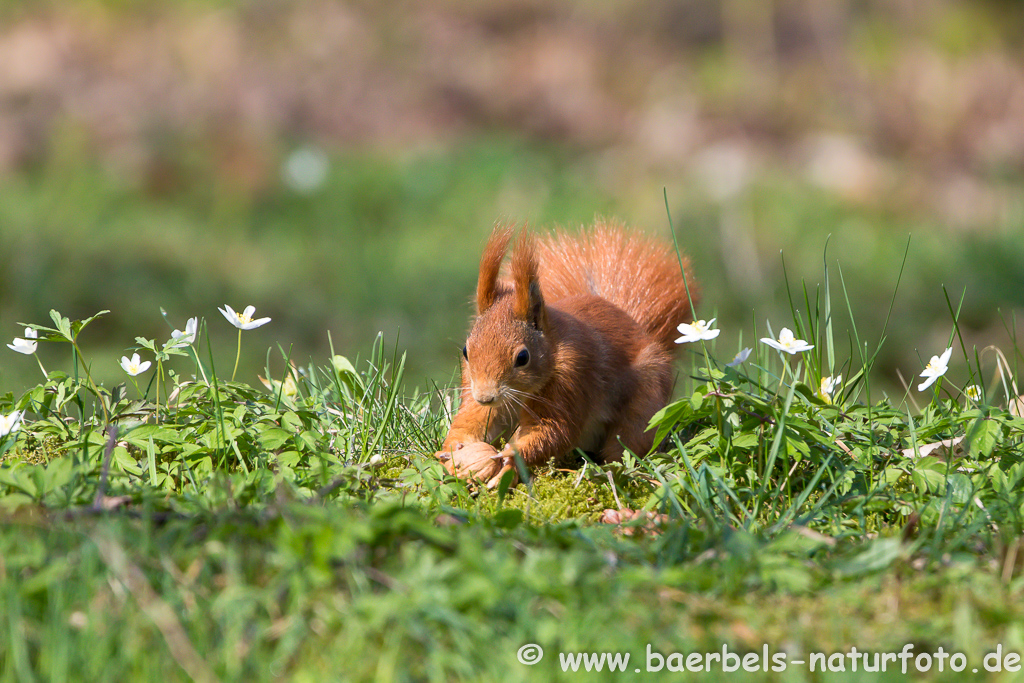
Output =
[
  {"x1": 242, "y1": 316, "x2": 271, "y2": 330},
  {"x1": 219, "y1": 305, "x2": 240, "y2": 328},
  {"x1": 7, "y1": 338, "x2": 37, "y2": 354},
  {"x1": 726, "y1": 348, "x2": 752, "y2": 367},
  {"x1": 0, "y1": 410, "x2": 23, "y2": 437}
]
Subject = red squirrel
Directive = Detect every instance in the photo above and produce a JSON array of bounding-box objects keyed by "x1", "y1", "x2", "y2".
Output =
[{"x1": 435, "y1": 219, "x2": 698, "y2": 488}]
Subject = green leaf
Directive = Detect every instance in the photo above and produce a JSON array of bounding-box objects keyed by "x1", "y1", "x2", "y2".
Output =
[
  {"x1": 276, "y1": 451, "x2": 303, "y2": 469},
  {"x1": 258, "y1": 427, "x2": 293, "y2": 451},
  {"x1": 964, "y1": 417, "x2": 1001, "y2": 458},
  {"x1": 332, "y1": 355, "x2": 365, "y2": 398},
  {"x1": 0, "y1": 464, "x2": 38, "y2": 498},
  {"x1": 282, "y1": 411, "x2": 303, "y2": 432},
  {"x1": 648, "y1": 399, "x2": 692, "y2": 446},
  {"x1": 124, "y1": 425, "x2": 184, "y2": 445},
  {"x1": 113, "y1": 446, "x2": 143, "y2": 475},
  {"x1": 833, "y1": 537, "x2": 905, "y2": 578},
  {"x1": 135, "y1": 337, "x2": 157, "y2": 352},
  {"x1": 946, "y1": 473, "x2": 973, "y2": 504},
  {"x1": 911, "y1": 467, "x2": 947, "y2": 494},
  {"x1": 70, "y1": 310, "x2": 110, "y2": 338},
  {"x1": 49, "y1": 310, "x2": 73, "y2": 340},
  {"x1": 730, "y1": 433, "x2": 760, "y2": 450},
  {"x1": 491, "y1": 508, "x2": 523, "y2": 529}
]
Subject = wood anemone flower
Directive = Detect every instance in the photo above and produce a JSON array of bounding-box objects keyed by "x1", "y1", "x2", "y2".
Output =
[
  {"x1": 0, "y1": 410, "x2": 22, "y2": 437},
  {"x1": 218, "y1": 305, "x2": 271, "y2": 331},
  {"x1": 760, "y1": 327, "x2": 814, "y2": 355},
  {"x1": 917, "y1": 347, "x2": 953, "y2": 392},
  {"x1": 120, "y1": 352, "x2": 152, "y2": 377},
  {"x1": 675, "y1": 319, "x2": 721, "y2": 344},
  {"x1": 7, "y1": 327, "x2": 38, "y2": 355},
  {"x1": 169, "y1": 317, "x2": 198, "y2": 346}
]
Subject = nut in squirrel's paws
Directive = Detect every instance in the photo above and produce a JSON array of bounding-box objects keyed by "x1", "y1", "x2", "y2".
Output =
[{"x1": 437, "y1": 442, "x2": 517, "y2": 489}]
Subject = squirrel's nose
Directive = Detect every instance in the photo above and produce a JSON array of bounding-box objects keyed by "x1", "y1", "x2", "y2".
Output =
[{"x1": 471, "y1": 384, "x2": 499, "y2": 405}]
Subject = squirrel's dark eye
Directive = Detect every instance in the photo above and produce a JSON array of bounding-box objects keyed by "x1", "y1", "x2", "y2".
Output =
[
  {"x1": 462, "y1": 345, "x2": 468, "y2": 361},
  {"x1": 514, "y1": 348, "x2": 530, "y2": 367}
]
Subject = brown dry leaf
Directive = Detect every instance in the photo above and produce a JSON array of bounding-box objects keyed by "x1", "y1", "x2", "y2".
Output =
[
  {"x1": 791, "y1": 525, "x2": 837, "y2": 548},
  {"x1": 901, "y1": 436, "x2": 964, "y2": 460},
  {"x1": 94, "y1": 495, "x2": 132, "y2": 511}
]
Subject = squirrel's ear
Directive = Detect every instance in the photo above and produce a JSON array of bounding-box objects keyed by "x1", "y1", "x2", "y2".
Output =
[
  {"x1": 524, "y1": 279, "x2": 547, "y2": 330},
  {"x1": 476, "y1": 224, "x2": 514, "y2": 314},
  {"x1": 511, "y1": 232, "x2": 546, "y2": 330}
]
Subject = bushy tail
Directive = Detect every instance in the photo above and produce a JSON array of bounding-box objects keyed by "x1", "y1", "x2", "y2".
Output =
[{"x1": 535, "y1": 219, "x2": 698, "y2": 353}]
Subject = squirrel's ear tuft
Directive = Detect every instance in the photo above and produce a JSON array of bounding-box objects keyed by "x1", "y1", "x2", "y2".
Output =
[
  {"x1": 476, "y1": 223, "x2": 514, "y2": 313},
  {"x1": 511, "y1": 231, "x2": 546, "y2": 329}
]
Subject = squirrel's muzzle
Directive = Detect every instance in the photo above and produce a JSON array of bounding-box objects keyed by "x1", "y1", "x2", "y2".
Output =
[{"x1": 470, "y1": 383, "x2": 500, "y2": 406}]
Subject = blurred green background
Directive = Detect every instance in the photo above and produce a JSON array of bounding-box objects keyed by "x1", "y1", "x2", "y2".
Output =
[{"x1": 1, "y1": 0, "x2": 1023, "y2": 397}]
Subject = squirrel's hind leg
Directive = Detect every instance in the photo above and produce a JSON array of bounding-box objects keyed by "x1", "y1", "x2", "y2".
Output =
[{"x1": 597, "y1": 344, "x2": 674, "y2": 463}]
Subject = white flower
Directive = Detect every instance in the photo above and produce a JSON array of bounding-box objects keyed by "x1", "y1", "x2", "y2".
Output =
[
  {"x1": 818, "y1": 374, "x2": 842, "y2": 403},
  {"x1": 219, "y1": 305, "x2": 271, "y2": 331},
  {"x1": 120, "y1": 353, "x2": 152, "y2": 377},
  {"x1": 964, "y1": 384, "x2": 981, "y2": 401},
  {"x1": 917, "y1": 347, "x2": 953, "y2": 392},
  {"x1": 170, "y1": 317, "x2": 198, "y2": 346},
  {"x1": 760, "y1": 327, "x2": 814, "y2": 355},
  {"x1": 7, "y1": 337, "x2": 37, "y2": 355},
  {"x1": 675, "y1": 318, "x2": 721, "y2": 344},
  {"x1": 7, "y1": 327, "x2": 38, "y2": 354},
  {"x1": 0, "y1": 410, "x2": 23, "y2": 437},
  {"x1": 726, "y1": 347, "x2": 752, "y2": 367}
]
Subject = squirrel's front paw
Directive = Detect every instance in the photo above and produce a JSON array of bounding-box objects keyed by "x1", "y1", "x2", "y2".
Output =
[
  {"x1": 484, "y1": 459, "x2": 517, "y2": 490},
  {"x1": 444, "y1": 442, "x2": 503, "y2": 482}
]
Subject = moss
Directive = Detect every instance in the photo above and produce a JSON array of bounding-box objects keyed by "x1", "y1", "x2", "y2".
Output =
[
  {"x1": 475, "y1": 466, "x2": 656, "y2": 523},
  {"x1": 0, "y1": 433, "x2": 64, "y2": 466}
]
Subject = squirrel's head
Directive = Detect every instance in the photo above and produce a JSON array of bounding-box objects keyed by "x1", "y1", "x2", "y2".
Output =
[{"x1": 462, "y1": 226, "x2": 553, "y2": 407}]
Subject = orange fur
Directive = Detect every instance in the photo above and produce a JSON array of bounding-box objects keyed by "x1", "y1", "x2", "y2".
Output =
[
  {"x1": 436, "y1": 218, "x2": 698, "y2": 488},
  {"x1": 476, "y1": 224, "x2": 514, "y2": 313}
]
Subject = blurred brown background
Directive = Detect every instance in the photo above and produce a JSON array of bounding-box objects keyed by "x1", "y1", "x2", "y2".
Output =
[{"x1": 1, "y1": 0, "x2": 1023, "y2": 396}]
